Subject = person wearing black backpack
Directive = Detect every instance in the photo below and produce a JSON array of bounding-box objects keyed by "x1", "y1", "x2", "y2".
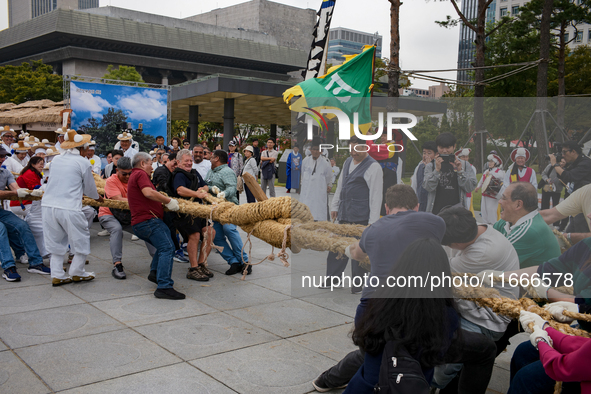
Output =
[{"x1": 340, "y1": 239, "x2": 496, "y2": 394}]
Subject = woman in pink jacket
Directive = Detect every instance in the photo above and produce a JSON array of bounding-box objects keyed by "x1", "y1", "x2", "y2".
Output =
[{"x1": 508, "y1": 309, "x2": 591, "y2": 394}]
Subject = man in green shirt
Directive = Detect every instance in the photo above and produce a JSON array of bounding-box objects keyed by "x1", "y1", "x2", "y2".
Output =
[
  {"x1": 494, "y1": 182, "x2": 561, "y2": 268},
  {"x1": 205, "y1": 150, "x2": 250, "y2": 275}
]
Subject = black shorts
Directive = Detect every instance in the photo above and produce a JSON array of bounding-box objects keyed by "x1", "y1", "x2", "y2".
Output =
[{"x1": 172, "y1": 213, "x2": 204, "y2": 235}]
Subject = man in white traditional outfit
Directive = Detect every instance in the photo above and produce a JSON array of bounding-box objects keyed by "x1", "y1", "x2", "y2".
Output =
[
  {"x1": 299, "y1": 137, "x2": 333, "y2": 221},
  {"x1": 55, "y1": 128, "x2": 66, "y2": 153},
  {"x1": 1, "y1": 126, "x2": 16, "y2": 152},
  {"x1": 86, "y1": 141, "x2": 102, "y2": 175},
  {"x1": 11, "y1": 140, "x2": 30, "y2": 167},
  {"x1": 116, "y1": 131, "x2": 138, "y2": 159},
  {"x1": 500, "y1": 147, "x2": 537, "y2": 197},
  {"x1": 42, "y1": 129, "x2": 103, "y2": 286}
]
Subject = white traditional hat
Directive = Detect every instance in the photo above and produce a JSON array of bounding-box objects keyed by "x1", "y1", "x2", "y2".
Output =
[
  {"x1": 117, "y1": 131, "x2": 133, "y2": 141},
  {"x1": 487, "y1": 153, "x2": 502, "y2": 167},
  {"x1": 55, "y1": 127, "x2": 66, "y2": 135},
  {"x1": 455, "y1": 148, "x2": 471, "y2": 158},
  {"x1": 45, "y1": 147, "x2": 60, "y2": 157},
  {"x1": 11, "y1": 141, "x2": 30, "y2": 153},
  {"x1": 60, "y1": 129, "x2": 92, "y2": 150},
  {"x1": 1, "y1": 125, "x2": 16, "y2": 137},
  {"x1": 510, "y1": 147, "x2": 530, "y2": 162}
]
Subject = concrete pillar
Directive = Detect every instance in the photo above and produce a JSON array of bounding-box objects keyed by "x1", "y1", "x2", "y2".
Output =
[
  {"x1": 223, "y1": 98, "x2": 235, "y2": 150},
  {"x1": 183, "y1": 72, "x2": 197, "y2": 81},
  {"x1": 159, "y1": 70, "x2": 171, "y2": 85},
  {"x1": 270, "y1": 124, "x2": 277, "y2": 143},
  {"x1": 188, "y1": 105, "x2": 199, "y2": 147}
]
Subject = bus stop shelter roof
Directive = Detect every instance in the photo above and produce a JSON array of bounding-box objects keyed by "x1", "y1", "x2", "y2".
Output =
[{"x1": 171, "y1": 74, "x2": 448, "y2": 125}]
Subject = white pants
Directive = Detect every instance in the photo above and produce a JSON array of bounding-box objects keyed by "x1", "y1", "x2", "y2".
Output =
[
  {"x1": 25, "y1": 201, "x2": 47, "y2": 257},
  {"x1": 42, "y1": 207, "x2": 91, "y2": 279},
  {"x1": 81, "y1": 205, "x2": 96, "y2": 230},
  {"x1": 9, "y1": 204, "x2": 31, "y2": 217},
  {"x1": 464, "y1": 196, "x2": 471, "y2": 211},
  {"x1": 481, "y1": 196, "x2": 499, "y2": 224}
]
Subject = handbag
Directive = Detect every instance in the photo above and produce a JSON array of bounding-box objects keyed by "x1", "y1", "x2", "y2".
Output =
[{"x1": 235, "y1": 155, "x2": 245, "y2": 193}]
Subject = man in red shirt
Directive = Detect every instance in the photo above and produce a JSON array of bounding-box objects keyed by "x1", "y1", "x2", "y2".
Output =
[{"x1": 128, "y1": 152, "x2": 184, "y2": 300}]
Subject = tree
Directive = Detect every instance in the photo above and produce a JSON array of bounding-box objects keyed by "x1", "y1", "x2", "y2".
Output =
[
  {"x1": 0, "y1": 60, "x2": 63, "y2": 104},
  {"x1": 388, "y1": 0, "x2": 401, "y2": 99},
  {"x1": 434, "y1": 0, "x2": 511, "y2": 172},
  {"x1": 171, "y1": 120, "x2": 188, "y2": 139},
  {"x1": 103, "y1": 65, "x2": 145, "y2": 84}
]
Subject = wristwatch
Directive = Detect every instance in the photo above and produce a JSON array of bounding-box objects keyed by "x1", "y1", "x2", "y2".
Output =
[
  {"x1": 553, "y1": 163, "x2": 560, "y2": 167},
  {"x1": 535, "y1": 337, "x2": 549, "y2": 349}
]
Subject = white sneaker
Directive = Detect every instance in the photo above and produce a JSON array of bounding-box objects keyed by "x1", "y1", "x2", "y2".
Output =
[
  {"x1": 131, "y1": 235, "x2": 140, "y2": 241},
  {"x1": 19, "y1": 255, "x2": 29, "y2": 264},
  {"x1": 97, "y1": 230, "x2": 109, "y2": 236}
]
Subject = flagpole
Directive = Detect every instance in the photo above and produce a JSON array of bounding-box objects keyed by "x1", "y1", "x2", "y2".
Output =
[{"x1": 370, "y1": 41, "x2": 378, "y2": 121}]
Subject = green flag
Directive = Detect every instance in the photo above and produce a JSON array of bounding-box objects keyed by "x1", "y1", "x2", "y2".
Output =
[{"x1": 283, "y1": 45, "x2": 375, "y2": 133}]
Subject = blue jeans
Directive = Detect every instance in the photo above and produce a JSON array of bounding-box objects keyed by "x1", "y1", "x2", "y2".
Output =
[
  {"x1": 0, "y1": 209, "x2": 42, "y2": 270},
  {"x1": 212, "y1": 221, "x2": 247, "y2": 265},
  {"x1": 509, "y1": 341, "x2": 581, "y2": 394},
  {"x1": 133, "y1": 218, "x2": 175, "y2": 289}
]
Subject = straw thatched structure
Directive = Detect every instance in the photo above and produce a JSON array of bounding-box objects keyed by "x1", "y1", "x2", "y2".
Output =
[{"x1": 0, "y1": 100, "x2": 63, "y2": 125}]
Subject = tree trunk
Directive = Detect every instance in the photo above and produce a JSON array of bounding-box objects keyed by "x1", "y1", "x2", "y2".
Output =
[
  {"x1": 556, "y1": 21, "x2": 567, "y2": 143},
  {"x1": 535, "y1": 0, "x2": 554, "y2": 170},
  {"x1": 388, "y1": 0, "x2": 400, "y2": 100},
  {"x1": 472, "y1": 0, "x2": 487, "y2": 173}
]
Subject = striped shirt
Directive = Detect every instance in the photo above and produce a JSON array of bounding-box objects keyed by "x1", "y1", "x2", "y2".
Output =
[{"x1": 494, "y1": 210, "x2": 561, "y2": 268}]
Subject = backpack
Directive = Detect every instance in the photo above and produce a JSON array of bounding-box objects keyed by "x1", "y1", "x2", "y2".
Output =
[
  {"x1": 375, "y1": 332, "x2": 430, "y2": 394},
  {"x1": 168, "y1": 168, "x2": 203, "y2": 198}
]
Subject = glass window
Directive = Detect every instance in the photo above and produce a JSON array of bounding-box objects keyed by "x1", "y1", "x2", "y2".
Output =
[
  {"x1": 512, "y1": 5, "x2": 519, "y2": 14},
  {"x1": 564, "y1": 32, "x2": 569, "y2": 42},
  {"x1": 576, "y1": 31, "x2": 583, "y2": 43},
  {"x1": 500, "y1": 7, "x2": 508, "y2": 16},
  {"x1": 588, "y1": 29, "x2": 591, "y2": 42}
]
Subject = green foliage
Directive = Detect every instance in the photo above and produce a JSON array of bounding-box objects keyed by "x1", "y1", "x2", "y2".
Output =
[
  {"x1": 0, "y1": 60, "x2": 63, "y2": 104},
  {"x1": 79, "y1": 108, "x2": 155, "y2": 155},
  {"x1": 103, "y1": 65, "x2": 145, "y2": 84},
  {"x1": 171, "y1": 120, "x2": 188, "y2": 139},
  {"x1": 552, "y1": 45, "x2": 591, "y2": 95}
]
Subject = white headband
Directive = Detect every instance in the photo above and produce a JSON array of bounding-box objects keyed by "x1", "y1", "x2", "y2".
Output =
[{"x1": 35, "y1": 148, "x2": 46, "y2": 154}]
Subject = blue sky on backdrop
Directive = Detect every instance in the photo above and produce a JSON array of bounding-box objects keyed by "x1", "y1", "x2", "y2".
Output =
[{"x1": 70, "y1": 81, "x2": 168, "y2": 137}]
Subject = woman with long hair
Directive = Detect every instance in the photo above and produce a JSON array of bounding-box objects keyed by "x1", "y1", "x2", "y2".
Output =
[
  {"x1": 343, "y1": 238, "x2": 496, "y2": 394},
  {"x1": 9, "y1": 156, "x2": 44, "y2": 216}
]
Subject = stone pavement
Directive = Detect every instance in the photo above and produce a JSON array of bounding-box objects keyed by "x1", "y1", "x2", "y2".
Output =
[{"x1": 0, "y1": 188, "x2": 525, "y2": 393}]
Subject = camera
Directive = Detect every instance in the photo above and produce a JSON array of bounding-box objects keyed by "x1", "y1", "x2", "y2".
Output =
[
  {"x1": 439, "y1": 154, "x2": 455, "y2": 163},
  {"x1": 544, "y1": 142, "x2": 563, "y2": 162}
]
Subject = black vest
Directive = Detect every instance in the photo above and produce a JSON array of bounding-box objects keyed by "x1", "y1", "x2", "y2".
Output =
[{"x1": 337, "y1": 155, "x2": 376, "y2": 222}]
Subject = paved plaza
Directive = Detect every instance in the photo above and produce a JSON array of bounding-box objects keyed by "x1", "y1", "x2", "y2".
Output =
[{"x1": 0, "y1": 189, "x2": 525, "y2": 393}]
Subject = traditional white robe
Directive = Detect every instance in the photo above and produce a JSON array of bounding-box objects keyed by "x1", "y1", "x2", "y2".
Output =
[{"x1": 299, "y1": 156, "x2": 333, "y2": 221}]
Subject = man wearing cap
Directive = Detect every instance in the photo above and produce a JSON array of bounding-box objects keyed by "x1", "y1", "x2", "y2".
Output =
[
  {"x1": 117, "y1": 131, "x2": 138, "y2": 159},
  {"x1": 286, "y1": 145, "x2": 302, "y2": 194},
  {"x1": 475, "y1": 153, "x2": 505, "y2": 224},
  {"x1": 300, "y1": 138, "x2": 333, "y2": 221},
  {"x1": 500, "y1": 148, "x2": 537, "y2": 197},
  {"x1": 85, "y1": 142, "x2": 101, "y2": 175},
  {"x1": 1, "y1": 126, "x2": 16, "y2": 153},
  {"x1": 42, "y1": 129, "x2": 104, "y2": 286},
  {"x1": 0, "y1": 146, "x2": 51, "y2": 282},
  {"x1": 456, "y1": 148, "x2": 477, "y2": 211}
]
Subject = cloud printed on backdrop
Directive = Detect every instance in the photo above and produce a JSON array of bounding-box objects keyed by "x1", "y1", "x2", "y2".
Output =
[{"x1": 70, "y1": 81, "x2": 168, "y2": 154}]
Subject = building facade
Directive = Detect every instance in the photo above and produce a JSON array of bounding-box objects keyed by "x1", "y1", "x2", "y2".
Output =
[
  {"x1": 327, "y1": 27, "x2": 382, "y2": 65},
  {"x1": 8, "y1": 0, "x2": 99, "y2": 27},
  {"x1": 184, "y1": 0, "x2": 316, "y2": 52}
]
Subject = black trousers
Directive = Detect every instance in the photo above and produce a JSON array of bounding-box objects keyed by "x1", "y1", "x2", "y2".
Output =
[
  {"x1": 321, "y1": 330, "x2": 496, "y2": 394},
  {"x1": 380, "y1": 168, "x2": 397, "y2": 217}
]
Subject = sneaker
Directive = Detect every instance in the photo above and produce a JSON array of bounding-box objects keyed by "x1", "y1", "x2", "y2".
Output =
[
  {"x1": 241, "y1": 264, "x2": 252, "y2": 275},
  {"x1": 225, "y1": 263, "x2": 243, "y2": 275},
  {"x1": 2, "y1": 267, "x2": 21, "y2": 282},
  {"x1": 317, "y1": 279, "x2": 331, "y2": 289},
  {"x1": 154, "y1": 288, "x2": 185, "y2": 300},
  {"x1": 148, "y1": 270, "x2": 157, "y2": 284},
  {"x1": 131, "y1": 234, "x2": 140, "y2": 241},
  {"x1": 112, "y1": 264, "x2": 126, "y2": 280},
  {"x1": 198, "y1": 264, "x2": 214, "y2": 278},
  {"x1": 18, "y1": 255, "x2": 28, "y2": 265},
  {"x1": 72, "y1": 273, "x2": 95, "y2": 282},
  {"x1": 27, "y1": 264, "x2": 51, "y2": 275},
  {"x1": 187, "y1": 267, "x2": 209, "y2": 281},
  {"x1": 173, "y1": 250, "x2": 189, "y2": 263},
  {"x1": 286, "y1": 189, "x2": 290, "y2": 193},
  {"x1": 97, "y1": 230, "x2": 110, "y2": 236},
  {"x1": 52, "y1": 277, "x2": 72, "y2": 287},
  {"x1": 312, "y1": 373, "x2": 347, "y2": 392},
  {"x1": 182, "y1": 245, "x2": 188, "y2": 256}
]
